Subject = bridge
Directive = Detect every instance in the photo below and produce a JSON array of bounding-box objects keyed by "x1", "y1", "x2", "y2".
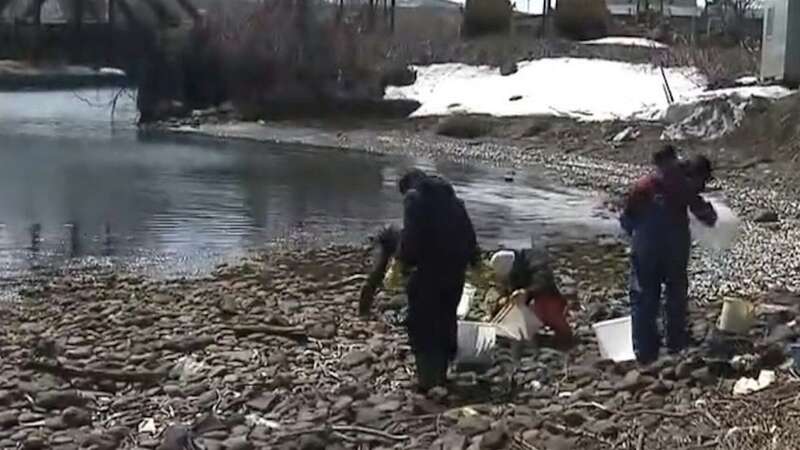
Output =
[{"x1": 0, "y1": 0, "x2": 203, "y2": 73}]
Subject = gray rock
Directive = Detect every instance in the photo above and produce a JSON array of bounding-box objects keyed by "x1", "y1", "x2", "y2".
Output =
[
  {"x1": 754, "y1": 210, "x2": 779, "y2": 223},
  {"x1": 36, "y1": 390, "x2": 87, "y2": 410},
  {"x1": 221, "y1": 436, "x2": 253, "y2": 450},
  {"x1": 22, "y1": 435, "x2": 47, "y2": 450},
  {"x1": 298, "y1": 433, "x2": 327, "y2": 450},
  {"x1": 691, "y1": 367, "x2": 714, "y2": 385},
  {"x1": 617, "y1": 370, "x2": 646, "y2": 392},
  {"x1": 0, "y1": 410, "x2": 19, "y2": 428},
  {"x1": 61, "y1": 407, "x2": 92, "y2": 428},
  {"x1": 587, "y1": 420, "x2": 620, "y2": 437},
  {"x1": 246, "y1": 395, "x2": 276, "y2": 412},
  {"x1": 479, "y1": 428, "x2": 508, "y2": 449},
  {"x1": 355, "y1": 408, "x2": 382, "y2": 425},
  {"x1": 456, "y1": 416, "x2": 491, "y2": 437},
  {"x1": 431, "y1": 432, "x2": 467, "y2": 450},
  {"x1": 562, "y1": 410, "x2": 587, "y2": 427},
  {"x1": 331, "y1": 396, "x2": 353, "y2": 413},
  {"x1": 341, "y1": 350, "x2": 372, "y2": 368}
]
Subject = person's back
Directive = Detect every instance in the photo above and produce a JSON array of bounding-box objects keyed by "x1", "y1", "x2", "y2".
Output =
[{"x1": 398, "y1": 173, "x2": 477, "y2": 276}]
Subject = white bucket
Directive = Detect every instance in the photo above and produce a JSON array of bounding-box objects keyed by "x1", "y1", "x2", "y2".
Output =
[
  {"x1": 717, "y1": 297, "x2": 755, "y2": 334},
  {"x1": 457, "y1": 283, "x2": 477, "y2": 319},
  {"x1": 689, "y1": 198, "x2": 741, "y2": 251},
  {"x1": 592, "y1": 316, "x2": 636, "y2": 362},
  {"x1": 492, "y1": 292, "x2": 543, "y2": 342},
  {"x1": 454, "y1": 321, "x2": 497, "y2": 366}
]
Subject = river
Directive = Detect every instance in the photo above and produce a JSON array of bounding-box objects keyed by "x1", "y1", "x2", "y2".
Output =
[{"x1": 0, "y1": 88, "x2": 617, "y2": 285}]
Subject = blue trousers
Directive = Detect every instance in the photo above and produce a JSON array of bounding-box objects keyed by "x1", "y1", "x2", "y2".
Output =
[{"x1": 629, "y1": 233, "x2": 691, "y2": 364}]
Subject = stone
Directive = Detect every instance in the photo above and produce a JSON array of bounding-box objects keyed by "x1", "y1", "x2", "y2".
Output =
[
  {"x1": 754, "y1": 210, "x2": 779, "y2": 223},
  {"x1": 246, "y1": 395, "x2": 276, "y2": 412},
  {"x1": 456, "y1": 416, "x2": 491, "y2": 437},
  {"x1": 479, "y1": 428, "x2": 508, "y2": 449},
  {"x1": 691, "y1": 367, "x2": 714, "y2": 385},
  {"x1": 61, "y1": 407, "x2": 92, "y2": 428},
  {"x1": 376, "y1": 400, "x2": 402, "y2": 412},
  {"x1": 307, "y1": 324, "x2": 336, "y2": 340},
  {"x1": 298, "y1": 433, "x2": 327, "y2": 450},
  {"x1": 36, "y1": 391, "x2": 87, "y2": 410},
  {"x1": 221, "y1": 436, "x2": 253, "y2": 450},
  {"x1": 587, "y1": 420, "x2": 620, "y2": 437},
  {"x1": 355, "y1": 408, "x2": 382, "y2": 425},
  {"x1": 22, "y1": 435, "x2": 47, "y2": 450},
  {"x1": 617, "y1": 370, "x2": 645, "y2": 392},
  {"x1": 562, "y1": 410, "x2": 586, "y2": 427},
  {"x1": 0, "y1": 410, "x2": 19, "y2": 428},
  {"x1": 18, "y1": 412, "x2": 45, "y2": 423},
  {"x1": 432, "y1": 432, "x2": 467, "y2": 450},
  {"x1": 331, "y1": 396, "x2": 353, "y2": 413},
  {"x1": 158, "y1": 425, "x2": 196, "y2": 450},
  {"x1": 163, "y1": 385, "x2": 185, "y2": 397},
  {"x1": 341, "y1": 350, "x2": 372, "y2": 368}
]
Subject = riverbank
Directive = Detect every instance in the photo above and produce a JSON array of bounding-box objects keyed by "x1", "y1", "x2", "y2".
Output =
[
  {"x1": 0, "y1": 111, "x2": 790, "y2": 448},
  {"x1": 4, "y1": 237, "x2": 800, "y2": 450}
]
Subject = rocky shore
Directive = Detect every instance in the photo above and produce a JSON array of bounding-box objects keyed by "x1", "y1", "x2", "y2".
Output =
[{"x1": 2, "y1": 228, "x2": 800, "y2": 449}]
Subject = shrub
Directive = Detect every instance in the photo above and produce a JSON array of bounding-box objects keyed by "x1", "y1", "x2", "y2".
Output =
[
  {"x1": 462, "y1": 0, "x2": 513, "y2": 38},
  {"x1": 554, "y1": 0, "x2": 610, "y2": 40}
]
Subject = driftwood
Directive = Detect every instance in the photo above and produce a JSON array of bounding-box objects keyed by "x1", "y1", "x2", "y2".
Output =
[{"x1": 26, "y1": 360, "x2": 168, "y2": 383}]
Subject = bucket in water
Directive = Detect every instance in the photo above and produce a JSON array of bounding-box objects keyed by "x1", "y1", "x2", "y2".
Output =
[
  {"x1": 454, "y1": 321, "x2": 497, "y2": 366},
  {"x1": 717, "y1": 297, "x2": 755, "y2": 334},
  {"x1": 592, "y1": 316, "x2": 636, "y2": 362}
]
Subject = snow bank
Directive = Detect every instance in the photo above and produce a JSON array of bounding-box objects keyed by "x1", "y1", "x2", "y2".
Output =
[
  {"x1": 385, "y1": 57, "x2": 794, "y2": 123},
  {"x1": 581, "y1": 37, "x2": 668, "y2": 49},
  {"x1": 386, "y1": 58, "x2": 703, "y2": 121}
]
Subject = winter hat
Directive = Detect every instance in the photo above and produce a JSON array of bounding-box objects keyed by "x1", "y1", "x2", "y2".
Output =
[{"x1": 490, "y1": 250, "x2": 515, "y2": 279}]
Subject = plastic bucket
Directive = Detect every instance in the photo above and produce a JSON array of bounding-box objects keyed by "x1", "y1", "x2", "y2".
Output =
[
  {"x1": 689, "y1": 199, "x2": 741, "y2": 251},
  {"x1": 592, "y1": 316, "x2": 636, "y2": 362},
  {"x1": 457, "y1": 283, "x2": 477, "y2": 319},
  {"x1": 717, "y1": 297, "x2": 755, "y2": 334},
  {"x1": 454, "y1": 321, "x2": 497, "y2": 366}
]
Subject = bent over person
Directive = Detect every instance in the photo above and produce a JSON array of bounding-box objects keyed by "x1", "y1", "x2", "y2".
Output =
[{"x1": 396, "y1": 169, "x2": 478, "y2": 391}]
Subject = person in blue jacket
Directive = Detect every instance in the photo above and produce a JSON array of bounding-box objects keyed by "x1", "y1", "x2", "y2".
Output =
[{"x1": 620, "y1": 146, "x2": 717, "y2": 364}]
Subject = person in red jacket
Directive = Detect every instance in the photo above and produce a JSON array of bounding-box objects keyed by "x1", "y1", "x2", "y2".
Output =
[{"x1": 620, "y1": 146, "x2": 717, "y2": 364}]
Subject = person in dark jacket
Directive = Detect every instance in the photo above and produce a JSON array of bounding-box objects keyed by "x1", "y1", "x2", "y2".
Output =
[
  {"x1": 620, "y1": 146, "x2": 717, "y2": 364},
  {"x1": 396, "y1": 169, "x2": 478, "y2": 391}
]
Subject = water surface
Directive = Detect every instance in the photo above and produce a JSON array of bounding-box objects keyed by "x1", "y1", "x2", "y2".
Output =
[{"x1": 0, "y1": 88, "x2": 617, "y2": 282}]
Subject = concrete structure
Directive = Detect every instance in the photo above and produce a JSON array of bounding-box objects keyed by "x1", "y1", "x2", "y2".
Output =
[
  {"x1": 605, "y1": 0, "x2": 700, "y2": 17},
  {"x1": 760, "y1": 0, "x2": 800, "y2": 86}
]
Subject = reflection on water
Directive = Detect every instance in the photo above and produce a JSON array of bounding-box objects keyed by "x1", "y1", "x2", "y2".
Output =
[{"x1": 0, "y1": 88, "x2": 617, "y2": 282}]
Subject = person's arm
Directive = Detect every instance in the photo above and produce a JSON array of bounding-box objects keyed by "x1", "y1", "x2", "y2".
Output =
[
  {"x1": 620, "y1": 176, "x2": 654, "y2": 235},
  {"x1": 397, "y1": 190, "x2": 423, "y2": 269},
  {"x1": 688, "y1": 193, "x2": 717, "y2": 227},
  {"x1": 460, "y1": 200, "x2": 480, "y2": 268}
]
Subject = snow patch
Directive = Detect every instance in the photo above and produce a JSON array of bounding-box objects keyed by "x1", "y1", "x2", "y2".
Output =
[
  {"x1": 385, "y1": 58, "x2": 794, "y2": 124},
  {"x1": 581, "y1": 37, "x2": 668, "y2": 49}
]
